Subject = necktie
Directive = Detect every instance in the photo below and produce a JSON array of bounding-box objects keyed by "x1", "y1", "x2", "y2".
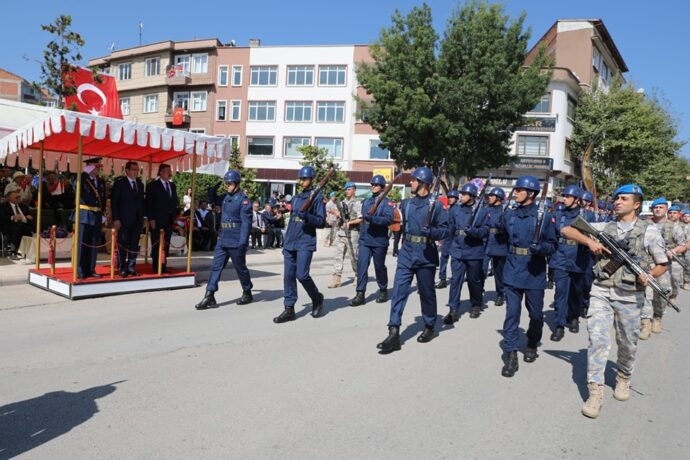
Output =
[
  {"x1": 131, "y1": 180, "x2": 137, "y2": 192},
  {"x1": 164, "y1": 181, "x2": 170, "y2": 197}
]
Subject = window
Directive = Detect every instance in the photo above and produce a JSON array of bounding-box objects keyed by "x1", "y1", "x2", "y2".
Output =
[
  {"x1": 564, "y1": 139, "x2": 572, "y2": 162},
  {"x1": 191, "y1": 92, "x2": 207, "y2": 112},
  {"x1": 287, "y1": 65, "x2": 314, "y2": 86},
  {"x1": 369, "y1": 140, "x2": 391, "y2": 160},
  {"x1": 229, "y1": 135, "x2": 240, "y2": 148},
  {"x1": 316, "y1": 101, "x2": 345, "y2": 123},
  {"x1": 232, "y1": 65, "x2": 243, "y2": 86},
  {"x1": 173, "y1": 92, "x2": 189, "y2": 111},
  {"x1": 516, "y1": 135, "x2": 548, "y2": 156},
  {"x1": 175, "y1": 55, "x2": 190, "y2": 74},
  {"x1": 530, "y1": 94, "x2": 550, "y2": 113},
  {"x1": 284, "y1": 137, "x2": 310, "y2": 158},
  {"x1": 118, "y1": 63, "x2": 132, "y2": 80},
  {"x1": 592, "y1": 47, "x2": 602, "y2": 71},
  {"x1": 250, "y1": 66, "x2": 278, "y2": 86},
  {"x1": 248, "y1": 101, "x2": 276, "y2": 121},
  {"x1": 190, "y1": 128, "x2": 206, "y2": 134},
  {"x1": 216, "y1": 100, "x2": 227, "y2": 121},
  {"x1": 285, "y1": 101, "x2": 313, "y2": 122},
  {"x1": 315, "y1": 138, "x2": 343, "y2": 159},
  {"x1": 119, "y1": 97, "x2": 130, "y2": 116},
  {"x1": 567, "y1": 96, "x2": 577, "y2": 121},
  {"x1": 248, "y1": 136, "x2": 274, "y2": 156},
  {"x1": 218, "y1": 65, "x2": 229, "y2": 86},
  {"x1": 318, "y1": 65, "x2": 346, "y2": 86},
  {"x1": 143, "y1": 94, "x2": 158, "y2": 113},
  {"x1": 192, "y1": 53, "x2": 208, "y2": 74},
  {"x1": 230, "y1": 100, "x2": 241, "y2": 121},
  {"x1": 145, "y1": 57, "x2": 160, "y2": 76}
]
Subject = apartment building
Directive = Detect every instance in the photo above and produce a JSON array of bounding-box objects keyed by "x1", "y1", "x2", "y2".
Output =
[{"x1": 0, "y1": 68, "x2": 55, "y2": 106}]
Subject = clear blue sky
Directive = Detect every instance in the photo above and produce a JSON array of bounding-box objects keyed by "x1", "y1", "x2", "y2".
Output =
[{"x1": 1, "y1": 0, "x2": 688, "y2": 156}]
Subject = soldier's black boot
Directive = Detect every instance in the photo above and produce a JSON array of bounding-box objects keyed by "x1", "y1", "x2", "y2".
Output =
[
  {"x1": 442, "y1": 309, "x2": 460, "y2": 325},
  {"x1": 524, "y1": 342, "x2": 539, "y2": 363},
  {"x1": 237, "y1": 290, "x2": 253, "y2": 305},
  {"x1": 311, "y1": 293, "x2": 325, "y2": 318},
  {"x1": 469, "y1": 304, "x2": 482, "y2": 319},
  {"x1": 377, "y1": 326, "x2": 401, "y2": 354},
  {"x1": 417, "y1": 326, "x2": 435, "y2": 343},
  {"x1": 349, "y1": 291, "x2": 366, "y2": 307},
  {"x1": 502, "y1": 351, "x2": 519, "y2": 378},
  {"x1": 568, "y1": 318, "x2": 580, "y2": 333},
  {"x1": 550, "y1": 326, "x2": 565, "y2": 342},
  {"x1": 273, "y1": 307, "x2": 296, "y2": 323},
  {"x1": 375, "y1": 289, "x2": 388, "y2": 303},
  {"x1": 195, "y1": 291, "x2": 217, "y2": 310},
  {"x1": 435, "y1": 280, "x2": 447, "y2": 289},
  {"x1": 495, "y1": 294, "x2": 504, "y2": 307}
]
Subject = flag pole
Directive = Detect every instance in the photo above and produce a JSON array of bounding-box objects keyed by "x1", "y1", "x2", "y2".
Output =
[
  {"x1": 35, "y1": 142, "x2": 45, "y2": 270},
  {"x1": 186, "y1": 142, "x2": 198, "y2": 273},
  {"x1": 72, "y1": 135, "x2": 83, "y2": 282}
]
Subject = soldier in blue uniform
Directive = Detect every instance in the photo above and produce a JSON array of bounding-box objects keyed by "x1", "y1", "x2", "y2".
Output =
[
  {"x1": 273, "y1": 166, "x2": 327, "y2": 323},
  {"x1": 580, "y1": 190, "x2": 597, "y2": 317},
  {"x1": 501, "y1": 175, "x2": 557, "y2": 377},
  {"x1": 377, "y1": 167, "x2": 450, "y2": 354},
  {"x1": 195, "y1": 170, "x2": 254, "y2": 310},
  {"x1": 548, "y1": 185, "x2": 589, "y2": 341},
  {"x1": 350, "y1": 175, "x2": 394, "y2": 306},
  {"x1": 72, "y1": 157, "x2": 106, "y2": 279},
  {"x1": 435, "y1": 190, "x2": 458, "y2": 289},
  {"x1": 442, "y1": 183, "x2": 488, "y2": 324},
  {"x1": 484, "y1": 187, "x2": 509, "y2": 307}
]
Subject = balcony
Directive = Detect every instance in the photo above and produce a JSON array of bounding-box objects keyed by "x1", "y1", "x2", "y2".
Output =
[
  {"x1": 164, "y1": 107, "x2": 191, "y2": 125},
  {"x1": 166, "y1": 65, "x2": 191, "y2": 85}
]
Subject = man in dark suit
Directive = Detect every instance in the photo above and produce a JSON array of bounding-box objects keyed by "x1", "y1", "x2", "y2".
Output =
[
  {"x1": 71, "y1": 158, "x2": 106, "y2": 278},
  {"x1": 146, "y1": 163, "x2": 178, "y2": 273},
  {"x1": 111, "y1": 161, "x2": 145, "y2": 277},
  {"x1": 1, "y1": 190, "x2": 33, "y2": 260}
]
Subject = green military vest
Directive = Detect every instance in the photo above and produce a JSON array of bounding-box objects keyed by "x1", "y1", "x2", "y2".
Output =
[
  {"x1": 660, "y1": 220, "x2": 675, "y2": 246},
  {"x1": 594, "y1": 218, "x2": 652, "y2": 292}
]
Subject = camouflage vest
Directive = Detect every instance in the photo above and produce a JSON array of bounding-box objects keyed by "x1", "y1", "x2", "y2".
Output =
[
  {"x1": 660, "y1": 220, "x2": 675, "y2": 246},
  {"x1": 594, "y1": 218, "x2": 652, "y2": 292}
]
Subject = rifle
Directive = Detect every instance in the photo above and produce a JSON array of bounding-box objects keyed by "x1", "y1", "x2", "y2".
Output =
[
  {"x1": 335, "y1": 198, "x2": 358, "y2": 274},
  {"x1": 660, "y1": 241, "x2": 690, "y2": 273},
  {"x1": 470, "y1": 175, "x2": 492, "y2": 227},
  {"x1": 300, "y1": 167, "x2": 336, "y2": 212},
  {"x1": 424, "y1": 159, "x2": 446, "y2": 227},
  {"x1": 367, "y1": 174, "x2": 401, "y2": 216},
  {"x1": 531, "y1": 177, "x2": 550, "y2": 245},
  {"x1": 570, "y1": 216, "x2": 680, "y2": 313}
]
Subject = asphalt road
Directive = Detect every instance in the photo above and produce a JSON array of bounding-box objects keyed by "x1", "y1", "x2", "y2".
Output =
[{"x1": 1, "y1": 245, "x2": 688, "y2": 459}]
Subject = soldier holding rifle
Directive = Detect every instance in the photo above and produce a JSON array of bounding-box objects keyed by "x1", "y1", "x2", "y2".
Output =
[{"x1": 328, "y1": 181, "x2": 361, "y2": 289}]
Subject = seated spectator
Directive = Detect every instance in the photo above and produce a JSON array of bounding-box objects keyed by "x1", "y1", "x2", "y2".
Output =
[
  {"x1": 173, "y1": 207, "x2": 187, "y2": 237},
  {"x1": 1, "y1": 191, "x2": 34, "y2": 260}
]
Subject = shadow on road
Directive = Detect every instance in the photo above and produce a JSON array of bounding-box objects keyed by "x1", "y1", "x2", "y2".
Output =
[
  {"x1": 0, "y1": 381, "x2": 125, "y2": 460},
  {"x1": 544, "y1": 349, "x2": 618, "y2": 400}
]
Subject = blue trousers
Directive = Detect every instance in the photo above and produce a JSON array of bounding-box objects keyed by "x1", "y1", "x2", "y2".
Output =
[
  {"x1": 206, "y1": 244, "x2": 253, "y2": 293},
  {"x1": 448, "y1": 258, "x2": 483, "y2": 311},
  {"x1": 77, "y1": 222, "x2": 100, "y2": 277},
  {"x1": 283, "y1": 249, "x2": 319, "y2": 308},
  {"x1": 583, "y1": 258, "x2": 595, "y2": 311},
  {"x1": 439, "y1": 244, "x2": 450, "y2": 281},
  {"x1": 502, "y1": 286, "x2": 544, "y2": 352},
  {"x1": 356, "y1": 244, "x2": 388, "y2": 293},
  {"x1": 553, "y1": 269, "x2": 584, "y2": 327},
  {"x1": 388, "y1": 265, "x2": 437, "y2": 328},
  {"x1": 491, "y1": 256, "x2": 506, "y2": 297}
]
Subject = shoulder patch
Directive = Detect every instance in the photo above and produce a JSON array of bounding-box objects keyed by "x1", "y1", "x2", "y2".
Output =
[
  {"x1": 387, "y1": 202, "x2": 395, "y2": 206},
  {"x1": 243, "y1": 200, "x2": 249, "y2": 205},
  {"x1": 551, "y1": 216, "x2": 556, "y2": 224}
]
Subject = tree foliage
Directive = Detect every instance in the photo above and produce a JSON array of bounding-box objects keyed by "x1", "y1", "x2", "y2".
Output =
[
  {"x1": 228, "y1": 142, "x2": 259, "y2": 199},
  {"x1": 172, "y1": 172, "x2": 220, "y2": 205},
  {"x1": 356, "y1": 1, "x2": 552, "y2": 177},
  {"x1": 571, "y1": 78, "x2": 686, "y2": 198},
  {"x1": 298, "y1": 145, "x2": 347, "y2": 197}
]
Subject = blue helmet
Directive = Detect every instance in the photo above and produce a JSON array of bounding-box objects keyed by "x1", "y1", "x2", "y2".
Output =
[
  {"x1": 651, "y1": 197, "x2": 668, "y2": 208},
  {"x1": 224, "y1": 169, "x2": 241, "y2": 184},
  {"x1": 669, "y1": 205, "x2": 681, "y2": 212},
  {"x1": 412, "y1": 166, "x2": 434, "y2": 185},
  {"x1": 515, "y1": 175, "x2": 540, "y2": 192},
  {"x1": 487, "y1": 187, "x2": 506, "y2": 200},
  {"x1": 562, "y1": 184, "x2": 582, "y2": 198},
  {"x1": 344, "y1": 181, "x2": 356, "y2": 190},
  {"x1": 370, "y1": 174, "x2": 387, "y2": 186},
  {"x1": 329, "y1": 191, "x2": 336, "y2": 198},
  {"x1": 597, "y1": 199, "x2": 605, "y2": 209},
  {"x1": 613, "y1": 184, "x2": 644, "y2": 198},
  {"x1": 298, "y1": 166, "x2": 315, "y2": 179},
  {"x1": 460, "y1": 183, "x2": 478, "y2": 197},
  {"x1": 447, "y1": 190, "x2": 460, "y2": 199},
  {"x1": 682, "y1": 210, "x2": 690, "y2": 216},
  {"x1": 582, "y1": 191, "x2": 594, "y2": 202}
]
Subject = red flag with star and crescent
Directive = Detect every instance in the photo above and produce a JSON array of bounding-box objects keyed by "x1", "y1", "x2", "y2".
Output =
[{"x1": 63, "y1": 67, "x2": 123, "y2": 119}]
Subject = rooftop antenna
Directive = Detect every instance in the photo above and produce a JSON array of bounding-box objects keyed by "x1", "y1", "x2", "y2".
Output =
[
  {"x1": 138, "y1": 21, "x2": 144, "y2": 46},
  {"x1": 109, "y1": 42, "x2": 117, "y2": 53}
]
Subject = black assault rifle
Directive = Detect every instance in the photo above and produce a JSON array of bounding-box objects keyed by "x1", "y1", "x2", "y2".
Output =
[
  {"x1": 570, "y1": 216, "x2": 680, "y2": 313},
  {"x1": 470, "y1": 175, "x2": 492, "y2": 227},
  {"x1": 532, "y1": 177, "x2": 550, "y2": 245},
  {"x1": 424, "y1": 159, "x2": 446, "y2": 227},
  {"x1": 334, "y1": 198, "x2": 358, "y2": 274}
]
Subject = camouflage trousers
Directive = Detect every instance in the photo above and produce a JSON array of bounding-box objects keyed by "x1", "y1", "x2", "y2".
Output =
[
  {"x1": 685, "y1": 252, "x2": 690, "y2": 281},
  {"x1": 641, "y1": 269, "x2": 672, "y2": 319},
  {"x1": 587, "y1": 293, "x2": 641, "y2": 384},
  {"x1": 670, "y1": 260, "x2": 683, "y2": 297},
  {"x1": 333, "y1": 230, "x2": 359, "y2": 277}
]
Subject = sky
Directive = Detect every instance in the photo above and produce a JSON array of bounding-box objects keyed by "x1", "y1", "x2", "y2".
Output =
[{"x1": 1, "y1": 0, "x2": 688, "y2": 156}]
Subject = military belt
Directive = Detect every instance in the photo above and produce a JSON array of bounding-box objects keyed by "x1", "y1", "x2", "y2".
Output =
[
  {"x1": 79, "y1": 205, "x2": 100, "y2": 212},
  {"x1": 405, "y1": 234, "x2": 429, "y2": 244},
  {"x1": 221, "y1": 222, "x2": 241, "y2": 229},
  {"x1": 558, "y1": 238, "x2": 577, "y2": 246},
  {"x1": 489, "y1": 228, "x2": 499, "y2": 234},
  {"x1": 455, "y1": 230, "x2": 467, "y2": 237},
  {"x1": 510, "y1": 246, "x2": 530, "y2": 256}
]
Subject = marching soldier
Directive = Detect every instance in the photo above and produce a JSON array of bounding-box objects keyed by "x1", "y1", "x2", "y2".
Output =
[
  {"x1": 195, "y1": 170, "x2": 254, "y2": 310},
  {"x1": 328, "y1": 181, "x2": 362, "y2": 288},
  {"x1": 273, "y1": 166, "x2": 326, "y2": 323},
  {"x1": 72, "y1": 157, "x2": 106, "y2": 279},
  {"x1": 683, "y1": 210, "x2": 690, "y2": 289},
  {"x1": 350, "y1": 175, "x2": 394, "y2": 306},
  {"x1": 435, "y1": 190, "x2": 458, "y2": 289},
  {"x1": 484, "y1": 187, "x2": 509, "y2": 307},
  {"x1": 378, "y1": 167, "x2": 449, "y2": 353},
  {"x1": 580, "y1": 191, "x2": 598, "y2": 318},
  {"x1": 561, "y1": 184, "x2": 668, "y2": 418},
  {"x1": 443, "y1": 183, "x2": 488, "y2": 324},
  {"x1": 500, "y1": 175, "x2": 557, "y2": 378},
  {"x1": 548, "y1": 185, "x2": 589, "y2": 341}
]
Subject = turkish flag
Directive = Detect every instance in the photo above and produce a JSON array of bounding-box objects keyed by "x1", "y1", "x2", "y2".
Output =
[
  {"x1": 63, "y1": 67, "x2": 123, "y2": 119},
  {"x1": 172, "y1": 107, "x2": 184, "y2": 126}
]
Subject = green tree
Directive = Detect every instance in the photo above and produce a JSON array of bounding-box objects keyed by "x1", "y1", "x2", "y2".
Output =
[
  {"x1": 172, "y1": 172, "x2": 221, "y2": 204},
  {"x1": 228, "y1": 142, "x2": 259, "y2": 200},
  {"x1": 356, "y1": 1, "x2": 551, "y2": 177},
  {"x1": 298, "y1": 145, "x2": 347, "y2": 197},
  {"x1": 387, "y1": 186, "x2": 403, "y2": 203},
  {"x1": 632, "y1": 155, "x2": 690, "y2": 201}
]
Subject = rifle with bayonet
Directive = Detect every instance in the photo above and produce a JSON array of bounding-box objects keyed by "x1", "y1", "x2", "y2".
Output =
[
  {"x1": 300, "y1": 166, "x2": 336, "y2": 212},
  {"x1": 531, "y1": 177, "x2": 550, "y2": 245},
  {"x1": 367, "y1": 172, "x2": 403, "y2": 216},
  {"x1": 424, "y1": 159, "x2": 446, "y2": 227},
  {"x1": 571, "y1": 216, "x2": 680, "y2": 313},
  {"x1": 660, "y1": 241, "x2": 690, "y2": 273},
  {"x1": 470, "y1": 175, "x2": 492, "y2": 227}
]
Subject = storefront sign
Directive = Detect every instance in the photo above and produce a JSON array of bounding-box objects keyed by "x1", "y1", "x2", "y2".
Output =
[
  {"x1": 506, "y1": 156, "x2": 553, "y2": 171},
  {"x1": 372, "y1": 167, "x2": 394, "y2": 182},
  {"x1": 517, "y1": 117, "x2": 556, "y2": 132}
]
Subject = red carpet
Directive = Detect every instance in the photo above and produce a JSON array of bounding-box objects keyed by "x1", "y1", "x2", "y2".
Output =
[{"x1": 31, "y1": 265, "x2": 194, "y2": 284}]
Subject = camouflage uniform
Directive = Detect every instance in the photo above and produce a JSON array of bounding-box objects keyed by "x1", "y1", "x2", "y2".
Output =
[
  {"x1": 684, "y1": 222, "x2": 690, "y2": 284},
  {"x1": 643, "y1": 220, "x2": 685, "y2": 319},
  {"x1": 333, "y1": 197, "x2": 362, "y2": 277},
  {"x1": 587, "y1": 219, "x2": 667, "y2": 384}
]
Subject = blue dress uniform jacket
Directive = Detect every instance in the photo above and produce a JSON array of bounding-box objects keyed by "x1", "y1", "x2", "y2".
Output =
[
  {"x1": 71, "y1": 172, "x2": 106, "y2": 277},
  {"x1": 449, "y1": 204, "x2": 488, "y2": 260},
  {"x1": 283, "y1": 189, "x2": 326, "y2": 251},
  {"x1": 360, "y1": 195, "x2": 394, "y2": 247},
  {"x1": 548, "y1": 206, "x2": 589, "y2": 273},
  {"x1": 71, "y1": 172, "x2": 106, "y2": 225},
  {"x1": 484, "y1": 205, "x2": 509, "y2": 257}
]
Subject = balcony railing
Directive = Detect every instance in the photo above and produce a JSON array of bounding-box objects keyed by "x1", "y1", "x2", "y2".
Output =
[
  {"x1": 166, "y1": 65, "x2": 191, "y2": 85},
  {"x1": 165, "y1": 106, "x2": 191, "y2": 124}
]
